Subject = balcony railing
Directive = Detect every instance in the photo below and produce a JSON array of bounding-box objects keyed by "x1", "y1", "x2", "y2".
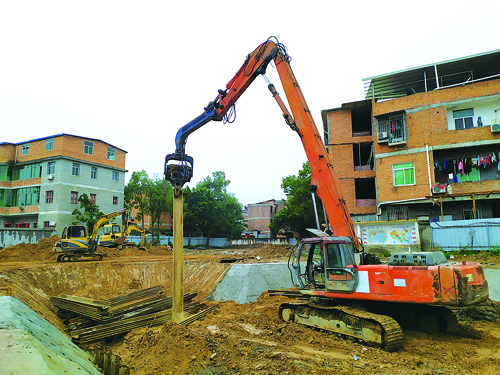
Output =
[{"x1": 377, "y1": 114, "x2": 406, "y2": 145}]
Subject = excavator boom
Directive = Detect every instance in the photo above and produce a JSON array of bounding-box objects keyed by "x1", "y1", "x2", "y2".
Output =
[
  {"x1": 165, "y1": 39, "x2": 280, "y2": 189},
  {"x1": 164, "y1": 37, "x2": 357, "y2": 247}
]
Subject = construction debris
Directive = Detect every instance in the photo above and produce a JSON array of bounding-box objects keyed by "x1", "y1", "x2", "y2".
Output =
[{"x1": 50, "y1": 285, "x2": 217, "y2": 344}]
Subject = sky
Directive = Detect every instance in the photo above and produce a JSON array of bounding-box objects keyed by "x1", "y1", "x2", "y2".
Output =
[{"x1": 1, "y1": 1, "x2": 499, "y2": 207}]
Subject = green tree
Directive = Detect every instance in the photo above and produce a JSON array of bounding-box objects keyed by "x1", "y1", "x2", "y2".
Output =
[
  {"x1": 147, "y1": 176, "x2": 173, "y2": 245},
  {"x1": 185, "y1": 172, "x2": 245, "y2": 245},
  {"x1": 124, "y1": 170, "x2": 151, "y2": 226},
  {"x1": 71, "y1": 193, "x2": 104, "y2": 234},
  {"x1": 269, "y1": 162, "x2": 324, "y2": 238},
  {"x1": 182, "y1": 186, "x2": 203, "y2": 244},
  {"x1": 125, "y1": 171, "x2": 174, "y2": 245}
]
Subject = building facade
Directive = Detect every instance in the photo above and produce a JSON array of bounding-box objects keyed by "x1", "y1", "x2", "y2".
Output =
[
  {"x1": 322, "y1": 49, "x2": 500, "y2": 223},
  {"x1": 0, "y1": 134, "x2": 127, "y2": 234},
  {"x1": 246, "y1": 199, "x2": 284, "y2": 238}
]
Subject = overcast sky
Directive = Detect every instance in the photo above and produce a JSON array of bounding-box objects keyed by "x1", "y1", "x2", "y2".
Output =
[{"x1": 1, "y1": 1, "x2": 499, "y2": 206}]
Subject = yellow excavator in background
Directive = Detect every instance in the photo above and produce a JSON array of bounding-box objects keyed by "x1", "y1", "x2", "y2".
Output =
[
  {"x1": 105, "y1": 222, "x2": 148, "y2": 251},
  {"x1": 53, "y1": 208, "x2": 128, "y2": 262}
]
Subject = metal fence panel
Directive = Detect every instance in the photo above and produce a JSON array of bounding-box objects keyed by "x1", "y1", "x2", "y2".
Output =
[
  {"x1": 128, "y1": 235, "x2": 295, "y2": 248},
  {"x1": 431, "y1": 218, "x2": 500, "y2": 251}
]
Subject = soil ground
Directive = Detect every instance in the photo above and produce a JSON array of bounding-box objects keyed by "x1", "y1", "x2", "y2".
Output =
[{"x1": 1, "y1": 237, "x2": 500, "y2": 375}]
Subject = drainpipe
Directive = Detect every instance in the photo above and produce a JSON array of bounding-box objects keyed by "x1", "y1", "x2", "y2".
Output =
[
  {"x1": 426, "y1": 144, "x2": 432, "y2": 194},
  {"x1": 434, "y1": 64, "x2": 440, "y2": 88}
]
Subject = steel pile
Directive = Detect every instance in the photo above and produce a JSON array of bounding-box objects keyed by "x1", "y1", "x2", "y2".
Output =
[{"x1": 51, "y1": 285, "x2": 217, "y2": 344}]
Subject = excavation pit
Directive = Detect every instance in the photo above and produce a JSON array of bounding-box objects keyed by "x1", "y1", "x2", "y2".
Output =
[{"x1": 2, "y1": 239, "x2": 500, "y2": 374}]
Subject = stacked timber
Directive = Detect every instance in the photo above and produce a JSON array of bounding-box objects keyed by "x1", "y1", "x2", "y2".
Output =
[{"x1": 51, "y1": 286, "x2": 216, "y2": 344}]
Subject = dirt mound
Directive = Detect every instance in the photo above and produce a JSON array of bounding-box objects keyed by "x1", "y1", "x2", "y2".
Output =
[
  {"x1": 0, "y1": 235, "x2": 60, "y2": 262},
  {"x1": 146, "y1": 245, "x2": 173, "y2": 256},
  {"x1": 457, "y1": 299, "x2": 500, "y2": 322},
  {"x1": 240, "y1": 244, "x2": 292, "y2": 262},
  {"x1": 94, "y1": 244, "x2": 172, "y2": 258},
  {"x1": 121, "y1": 321, "x2": 212, "y2": 374}
]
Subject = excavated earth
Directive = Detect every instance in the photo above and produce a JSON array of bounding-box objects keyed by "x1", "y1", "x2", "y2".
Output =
[{"x1": 1, "y1": 236, "x2": 500, "y2": 374}]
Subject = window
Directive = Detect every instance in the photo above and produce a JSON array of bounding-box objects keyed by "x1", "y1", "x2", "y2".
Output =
[
  {"x1": 4, "y1": 223, "x2": 12, "y2": 228},
  {"x1": 112, "y1": 171, "x2": 119, "y2": 181},
  {"x1": 22, "y1": 144, "x2": 29, "y2": 155},
  {"x1": 33, "y1": 222, "x2": 38, "y2": 228},
  {"x1": 107, "y1": 147, "x2": 115, "y2": 160},
  {"x1": 46, "y1": 138, "x2": 53, "y2": 151},
  {"x1": 12, "y1": 163, "x2": 42, "y2": 180},
  {"x1": 393, "y1": 162, "x2": 415, "y2": 186},
  {"x1": 15, "y1": 222, "x2": 29, "y2": 228},
  {"x1": 72, "y1": 163, "x2": 80, "y2": 176},
  {"x1": 112, "y1": 196, "x2": 118, "y2": 205},
  {"x1": 14, "y1": 187, "x2": 40, "y2": 206},
  {"x1": 48, "y1": 161, "x2": 55, "y2": 175},
  {"x1": 46, "y1": 190, "x2": 54, "y2": 204},
  {"x1": 90, "y1": 193, "x2": 96, "y2": 204},
  {"x1": 387, "y1": 205, "x2": 409, "y2": 221},
  {"x1": 84, "y1": 141, "x2": 94, "y2": 155},
  {"x1": 71, "y1": 191, "x2": 78, "y2": 204},
  {"x1": 453, "y1": 108, "x2": 474, "y2": 130},
  {"x1": 462, "y1": 203, "x2": 481, "y2": 220},
  {"x1": 91, "y1": 166, "x2": 98, "y2": 179},
  {"x1": 44, "y1": 221, "x2": 50, "y2": 228}
]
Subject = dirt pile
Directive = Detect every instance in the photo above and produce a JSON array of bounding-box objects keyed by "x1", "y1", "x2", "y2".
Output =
[
  {"x1": 121, "y1": 322, "x2": 213, "y2": 375},
  {"x1": 0, "y1": 235, "x2": 60, "y2": 262},
  {"x1": 108, "y1": 292, "x2": 500, "y2": 375}
]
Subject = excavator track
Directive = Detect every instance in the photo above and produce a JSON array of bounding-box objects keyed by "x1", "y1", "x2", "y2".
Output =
[
  {"x1": 279, "y1": 302, "x2": 404, "y2": 352},
  {"x1": 56, "y1": 253, "x2": 104, "y2": 262}
]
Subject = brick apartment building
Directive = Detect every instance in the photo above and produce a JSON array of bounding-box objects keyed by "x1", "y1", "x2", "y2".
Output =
[
  {"x1": 245, "y1": 199, "x2": 284, "y2": 238},
  {"x1": 322, "y1": 49, "x2": 500, "y2": 223},
  {"x1": 129, "y1": 207, "x2": 172, "y2": 233},
  {"x1": 0, "y1": 134, "x2": 127, "y2": 233}
]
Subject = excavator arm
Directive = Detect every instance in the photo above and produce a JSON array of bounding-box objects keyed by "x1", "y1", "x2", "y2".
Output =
[
  {"x1": 165, "y1": 38, "x2": 282, "y2": 188},
  {"x1": 116, "y1": 223, "x2": 147, "y2": 249},
  {"x1": 165, "y1": 37, "x2": 358, "y2": 250},
  {"x1": 88, "y1": 208, "x2": 128, "y2": 253}
]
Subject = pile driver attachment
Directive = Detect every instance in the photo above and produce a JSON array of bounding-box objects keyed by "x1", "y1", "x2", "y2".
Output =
[{"x1": 164, "y1": 152, "x2": 194, "y2": 189}]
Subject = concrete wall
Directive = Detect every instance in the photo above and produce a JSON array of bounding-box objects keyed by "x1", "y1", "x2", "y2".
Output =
[{"x1": 0, "y1": 229, "x2": 57, "y2": 248}]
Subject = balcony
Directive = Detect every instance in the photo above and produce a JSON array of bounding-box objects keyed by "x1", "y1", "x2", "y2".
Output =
[{"x1": 376, "y1": 113, "x2": 406, "y2": 146}]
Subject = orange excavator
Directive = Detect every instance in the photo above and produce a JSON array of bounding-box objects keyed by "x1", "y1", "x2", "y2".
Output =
[{"x1": 164, "y1": 37, "x2": 489, "y2": 351}]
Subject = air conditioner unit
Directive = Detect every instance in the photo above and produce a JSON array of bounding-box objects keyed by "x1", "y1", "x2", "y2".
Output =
[
  {"x1": 49, "y1": 221, "x2": 56, "y2": 227},
  {"x1": 377, "y1": 132, "x2": 388, "y2": 143},
  {"x1": 47, "y1": 174, "x2": 54, "y2": 180},
  {"x1": 491, "y1": 123, "x2": 500, "y2": 133},
  {"x1": 432, "y1": 185, "x2": 446, "y2": 194}
]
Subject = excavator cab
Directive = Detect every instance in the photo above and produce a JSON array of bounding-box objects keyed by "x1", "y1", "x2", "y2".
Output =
[
  {"x1": 62, "y1": 225, "x2": 87, "y2": 240},
  {"x1": 291, "y1": 237, "x2": 359, "y2": 294}
]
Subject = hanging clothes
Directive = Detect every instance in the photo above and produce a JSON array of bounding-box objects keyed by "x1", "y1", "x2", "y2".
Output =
[
  {"x1": 472, "y1": 156, "x2": 480, "y2": 168},
  {"x1": 464, "y1": 158, "x2": 472, "y2": 174},
  {"x1": 457, "y1": 159, "x2": 464, "y2": 175},
  {"x1": 485, "y1": 154, "x2": 491, "y2": 167}
]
